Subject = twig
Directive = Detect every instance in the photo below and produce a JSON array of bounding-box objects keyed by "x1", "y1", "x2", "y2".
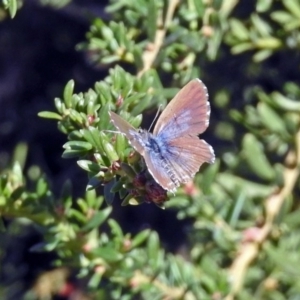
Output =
[
  {"x1": 130, "y1": 270, "x2": 193, "y2": 299},
  {"x1": 225, "y1": 130, "x2": 300, "y2": 300},
  {"x1": 138, "y1": 0, "x2": 180, "y2": 77}
]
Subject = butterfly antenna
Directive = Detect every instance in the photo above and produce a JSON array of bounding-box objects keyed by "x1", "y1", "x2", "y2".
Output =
[{"x1": 148, "y1": 104, "x2": 162, "y2": 132}]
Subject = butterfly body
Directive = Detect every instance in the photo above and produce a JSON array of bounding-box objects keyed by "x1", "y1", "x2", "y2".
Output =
[{"x1": 109, "y1": 79, "x2": 215, "y2": 193}]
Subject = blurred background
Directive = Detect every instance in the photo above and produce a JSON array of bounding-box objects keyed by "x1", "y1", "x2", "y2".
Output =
[{"x1": 1, "y1": 0, "x2": 300, "y2": 299}]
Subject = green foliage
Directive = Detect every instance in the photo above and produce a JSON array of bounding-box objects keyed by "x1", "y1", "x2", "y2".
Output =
[
  {"x1": 2, "y1": 0, "x2": 300, "y2": 299},
  {"x1": 225, "y1": 0, "x2": 300, "y2": 62},
  {"x1": 1, "y1": 0, "x2": 18, "y2": 18},
  {"x1": 1, "y1": 0, "x2": 71, "y2": 18},
  {"x1": 39, "y1": 67, "x2": 172, "y2": 206}
]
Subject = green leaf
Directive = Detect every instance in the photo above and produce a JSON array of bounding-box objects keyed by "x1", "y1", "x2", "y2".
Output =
[
  {"x1": 253, "y1": 49, "x2": 273, "y2": 62},
  {"x1": 201, "y1": 160, "x2": 220, "y2": 194},
  {"x1": 271, "y1": 92, "x2": 300, "y2": 112},
  {"x1": 68, "y1": 130, "x2": 83, "y2": 140},
  {"x1": 81, "y1": 208, "x2": 112, "y2": 232},
  {"x1": 69, "y1": 109, "x2": 85, "y2": 124},
  {"x1": 131, "y1": 229, "x2": 150, "y2": 248},
  {"x1": 0, "y1": 196, "x2": 6, "y2": 207},
  {"x1": 146, "y1": 0, "x2": 157, "y2": 41},
  {"x1": 229, "y1": 18, "x2": 249, "y2": 41},
  {"x1": 113, "y1": 65, "x2": 128, "y2": 87},
  {"x1": 98, "y1": 103, "x2": 110, "y2": 129},
  {"x1": 271, "y1": 11, "x2": 294, "y2": 24},
  {"x1": 10, "y1": 186, "x2": 24, "y2": 201},
  {"x1": 13, "y1": 143, "x2": 28, "y2": 170},
  {"x1": 110, "y1": 179, "x2": 124, "y2": 193},
  {"x1": 256, "y1": 0, "x2": 272, "y2": 12},
  {"x1": 108, "y1": 218, "x2": 124, "y2": 240},
  {"x1": 54, "y1": 98, "x2": 64, "y2": 114},
  {"x1": 101, "y1": 55, "x2": 120, "y2": 64},
  {"x1": 101, "y1": 24, "x2": 114, "y2": 40},
  {"x1": 12, "y1": 162, "x2": 23, "y2": 183},
  {"x1": 257, "y1": 102, "x2": 289, "y2": 137},
  {"x1": 121, "y1": 163, "x2": 136, "y2": 179},
  {"x1": 63, "y1": 80, "x2": 75, "y2": 108},
  {"x1": 193, "y1": 0, "x2": 205, "y2": 17},
  {"x1": 254, "y1": 37, "x2": 281, "y2": 49},
  {"x1": 29, "y1": 242, "x2": 49, "y2": 253},
  {"x1": 284, "y1": 0, "x2": 300, "y2": 19},
  {"x1": 251, "y1": 14, "x2": 272, "y2": 37},
  {"x1": 95, "y1": 81, "x2": 112, "y2": 105},
  {"x1": 88, "y1": 273, "x2": 102, "y2": 289},
  {"x1": 85, "y1": 189, "x2": 101, "y2": 208},
  {"x1": 231, "y1": 42, "x2": 254, "y2": 54},
  {"x1": 132, "y1": 47, "x2": 144, "y2": 70},
  {"x1": 92, "y1": 246, "x2": 123, "y2": 262},
  {"x1": 121, "y1": 194, "x2": 134, "y2": 206},
  {"x1": 104, "y1": 179, "x2": 116, "y2": 205},
  {"x1": 38, "y1": 111, "x2": 62, "y2": 120},
  {"x1": 147, "y1": 231, "x2": 160, "y2": 261},
  {"x1": 60, "y1": 180, "x2": 72, "y2": 206},
  {"x1": 99, "y1": 132, "x2": 119, "y2": 161},
  {"x1": 266, "y1": 244, "x2": 300, "y2": 277},
  {"x1": 86, "y1": 176, "x2": 103, "y2": 191},
  {"x1": 242, "y1": 133, "x2": 275, "y2": 181},
  {"x1": 69, "y1": 208, "x2": 86, "y2": 223},
  {"x1": 62, "y1": 149, "x2": 87, "y2": 158},
  {"x1": 32, "y1": 239, "x2": 59, "y2": 252},
  {"x1": 228, "y1": 192, "x2": 246, "y2": 227},
  {"x1": 130, "y1": 114, "x2": 143, "y2": 128},
  {"x1": 0, "y1": 174, "x2": 8, "y2": 194},
  {"x1": 36, "y1": 177, "x2": 48, "y2": 197},
  {"x1": 77, "y1": 160, "x2": 101, "y2": 173},
  {"x1": 8, "y1": 0, "x2": 17, "y2": 18},
  {"x1": 81, "y1": 127, "x2": 103, "y2": 152},
  {"x1": 115, "y1": 133, "x2": 127, "y2": 160},
  {"x1": 63, "y1": 141, "x2": 93, "y2": 151},
  {"x1": 71, "y1": 94, "x2": 81, "y2": 108}
]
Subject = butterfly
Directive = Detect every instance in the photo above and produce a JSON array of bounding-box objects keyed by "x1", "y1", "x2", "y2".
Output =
[{"x1": 109, "y1": 79, "x2": 215, "y2": 193}]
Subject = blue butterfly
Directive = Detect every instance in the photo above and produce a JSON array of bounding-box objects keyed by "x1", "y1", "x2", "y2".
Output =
[{"x1": 109, "y1": 79, "x2": 215, "y2": 193}]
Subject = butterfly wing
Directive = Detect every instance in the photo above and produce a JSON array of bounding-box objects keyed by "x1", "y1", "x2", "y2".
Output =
[
  {"x1": 143, "y1": 135, "x2": 214, "y2": 192},
  {"x1": 165, "y1": 136, "x2": 215, "y2": 183},
  {"x1": 110, "y1": 111, "x2": 177, "y2": 191},
  {"x1": 151, "y1": 79, "x2": 215, "y2": 190},
  {"x1": 153, "y1": 78, "x2": 210, "y2": 137},
  {"x1": 143, "y1": 150, "x2": 179, "y2": 193},
  {"x1": 109, "y1": 111, "x2": 145, "y2": 154}
]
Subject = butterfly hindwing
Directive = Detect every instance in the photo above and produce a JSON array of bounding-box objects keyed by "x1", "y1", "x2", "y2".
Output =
[
  {"x1": 166, "y1": 135, "x2": 215, "y2": 183},
  {"x1": 143, "y1": 150, "x2": 179, "y2": 192}
]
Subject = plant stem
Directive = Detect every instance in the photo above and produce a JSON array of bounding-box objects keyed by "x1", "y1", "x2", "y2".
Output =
[
  {"x1": 225, "y1": 130, "x2": 300, "y2": 299},
  {"x1": 138, "y1": 0, "x2": 180, "y2": 77}
]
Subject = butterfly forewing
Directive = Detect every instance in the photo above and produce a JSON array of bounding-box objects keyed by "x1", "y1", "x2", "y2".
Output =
[
  {"x1": 153, "y1": 79, "x2": 210, "y2": 137},
  {"x1": 109, "y1": 111, "x2": 145, "y2": 154}
]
